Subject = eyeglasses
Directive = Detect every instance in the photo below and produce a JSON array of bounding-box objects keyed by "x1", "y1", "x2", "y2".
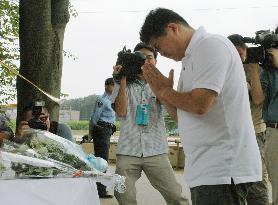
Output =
[{"x1": 145, "y1": 55, "x2": 155, "y2": 60}]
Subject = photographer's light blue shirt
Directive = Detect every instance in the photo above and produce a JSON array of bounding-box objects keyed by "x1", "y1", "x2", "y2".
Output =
[
  {"x1": 260, "y1": 67, "x2": 278, "y2": 122},
  {"x1": 111, "y1": 80, "x2": 168, "y2": 157},
  {"x1": 89, "y1": 92, "x2": 115, "y2": 129}
]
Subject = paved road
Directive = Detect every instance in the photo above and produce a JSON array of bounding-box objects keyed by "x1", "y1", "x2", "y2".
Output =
[
  {"x1": 100, "y1": 164, "x2": 273, "y2": 205},
  {"x1": 101, "y1": 164, "x2": 192, "y2": 205}
]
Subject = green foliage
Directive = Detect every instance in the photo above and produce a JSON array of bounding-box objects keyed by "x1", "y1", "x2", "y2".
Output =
[
  {"x1": 114, "y1": 121, "x2": 120, "y2": 131},
  {"x1": 163, "y1": 111, "x2": 178, "y2": 136},
  {"x1": 0, "y1": 0, "x2": 19, "y2": 104},
  {"x1": 67, "y1": 120, "x2": 89, "y2": 130},
  {"x1": 8, "y1": 119, "x2": 16, "y2": 132},
  {"x1": 61, "y1": 95, "x2": 98, "y2": 120},
  {"x1": 0, "y1": 1, "x2": 77, "y2": 104},
  {"x1": 68, "y1": 2, "x2": 78, "y2": 18}
]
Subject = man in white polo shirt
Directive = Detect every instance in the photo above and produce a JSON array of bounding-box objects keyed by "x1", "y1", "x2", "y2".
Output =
[{"x1": 140, "y1": 8, "x2": 262, "y2": 205}]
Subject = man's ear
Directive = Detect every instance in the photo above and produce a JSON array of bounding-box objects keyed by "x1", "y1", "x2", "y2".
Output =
[{"x1": 166, "y1": 23, "x2": 179, "y2": 34}]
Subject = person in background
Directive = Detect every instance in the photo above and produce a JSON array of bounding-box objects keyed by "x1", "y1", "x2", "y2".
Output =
[
  {"x1": 228, "y1": 34, "x2": 269, "y2": 205},
  {"x1": 260, "y1": 26, "x2": 278, "y2": 205},
  {"x1": 89, "y1": 77, "x2": 116, "y2": 198},
  {"x1": 111, "y1": 42, "x2": 189, "y2": 205},
  {"x1": 16, "y1": 104, "x2": 73, "y2": 142}
]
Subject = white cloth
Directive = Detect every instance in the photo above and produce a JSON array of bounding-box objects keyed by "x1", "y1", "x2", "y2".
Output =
[
  {"x1": 177, "y1": 27, "x2": 262, "y2": 188},
  {"x1": 0, "y1": 178, "x2": 100, "y2": 205}
]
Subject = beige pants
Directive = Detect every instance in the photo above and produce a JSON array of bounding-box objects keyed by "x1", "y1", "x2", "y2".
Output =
[
  {"x1": 114, "y1": 154, "x2": 189, "y2": 205},
  {"x1": 265, "y1": 127, "x2": 278, "y2": 205}
]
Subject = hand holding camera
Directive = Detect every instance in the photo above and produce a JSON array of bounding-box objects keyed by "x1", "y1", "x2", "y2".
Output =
[
  {"x1": 267, "y1": 48, "x2": 278, "y2": 68},
  {"x1": 244, "y1": 30, "x2": 278, "y2": 66},
  {"x1": 113, "y1": 65, "x2": 126, "y2": 84},
  {"x1": 113, "y1": 46, "x2": 146, "y2": 83}
]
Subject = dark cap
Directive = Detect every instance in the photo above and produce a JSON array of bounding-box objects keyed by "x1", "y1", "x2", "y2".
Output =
[
  {"x1": 105, "y1": 77, "x2": 114, "y2": 85},
  {"x1": 227, "y1": 34, "x2": 246, "y2": 47}
]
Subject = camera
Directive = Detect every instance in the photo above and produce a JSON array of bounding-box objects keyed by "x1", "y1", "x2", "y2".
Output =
[
  {"x1": 244, "y1": 30, "x2": 278, "y2": 65},
  {"x1": 28, "y1": 101, "x2": 48, "y2": 130},
  {"x1": 113, "y1": 46, "x2": 146, "y2": 83}
]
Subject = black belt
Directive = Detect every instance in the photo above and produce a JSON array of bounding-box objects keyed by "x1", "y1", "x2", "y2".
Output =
[
  {"x1": 97, "y1": 121, "x2": 114, "y2": 129},
  {"x1": 266, "y1": 123, "x2": 278, "y2": 129}
]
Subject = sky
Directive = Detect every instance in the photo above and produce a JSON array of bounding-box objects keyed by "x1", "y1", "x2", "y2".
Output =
[{"x1": 61, "y1": 0, "x2": 278, "y2": 99}]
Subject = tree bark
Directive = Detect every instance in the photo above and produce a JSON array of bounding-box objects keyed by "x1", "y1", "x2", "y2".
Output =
[{"x1": 17, "y1": 0, "x2": 69, "y2": 126}]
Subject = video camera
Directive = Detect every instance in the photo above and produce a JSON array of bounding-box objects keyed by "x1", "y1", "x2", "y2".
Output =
[
  {"x1": 244, "y1": 30, "x2": 278, "y2": 65},
  {"x1": 28, "y1": 101, "x2": 48, "y2": 130},
  {"x1": 113, "y1": 46, "x2": 146, "y2": 83}
]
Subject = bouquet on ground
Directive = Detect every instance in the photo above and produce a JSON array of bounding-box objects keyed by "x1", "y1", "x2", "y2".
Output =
[{"x1": 0, "y1": 129, "x2": 126, "y2": 193}]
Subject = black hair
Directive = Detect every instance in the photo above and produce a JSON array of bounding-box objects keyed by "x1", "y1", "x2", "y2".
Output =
[
  {"x1": 227, "y1": 34, "x2": 247, "y2": 48},
  {"x1": 22, "y1": 103, "x2": 48, "y2": 120},
  {"x1": 105, "y1": 77, "x2": 114, "y2": 86},
  {"x1": 140, "y1": 8, "x2": 190, "y2": 44},
  {"x1": 133, "y1": 42, "x2": 158, "y2": 59},
  {"x1": 275, "y1": 26, "x2": 278, "y2": 34}
]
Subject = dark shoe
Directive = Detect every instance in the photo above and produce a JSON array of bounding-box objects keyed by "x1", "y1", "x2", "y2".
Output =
[{"x1": 99, "y1": 194, "x2": 113, "y2": 198}]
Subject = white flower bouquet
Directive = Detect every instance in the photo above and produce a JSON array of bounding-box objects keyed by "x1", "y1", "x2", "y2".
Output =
[{"x1": 0, "y1": 129, "x2": 126, "y2": 193}]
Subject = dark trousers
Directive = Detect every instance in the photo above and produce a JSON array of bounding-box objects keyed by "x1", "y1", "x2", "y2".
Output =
[
  {"x1": 92, "y1": 124, "x2": 112, "y2": 196},
  {"x1": 246, "y1": 132, "x2": 269, "y2": 205},
  {"x1": 190, "y1": 180, "x2": 254, "y2": 205}
]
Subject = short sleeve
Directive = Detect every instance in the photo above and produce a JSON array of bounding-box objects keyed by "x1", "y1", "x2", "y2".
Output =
[{"x1": 192, "y1": 37, "x2": 232, "y2": 94}]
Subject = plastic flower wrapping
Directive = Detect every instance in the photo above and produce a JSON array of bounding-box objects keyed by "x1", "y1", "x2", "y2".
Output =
[{"x1": 0, "y1": 129, "x2": 126, "y2": 193}]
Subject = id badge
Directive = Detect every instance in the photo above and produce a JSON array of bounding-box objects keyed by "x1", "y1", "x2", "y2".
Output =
[{"x1": 135, "y1": 104, "x2": 150, "y2": 126}]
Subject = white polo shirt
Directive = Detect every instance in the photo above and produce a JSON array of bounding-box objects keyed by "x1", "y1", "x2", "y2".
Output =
[{"x1": 178, "y1": 27, "x2": 262, "y2": 188}]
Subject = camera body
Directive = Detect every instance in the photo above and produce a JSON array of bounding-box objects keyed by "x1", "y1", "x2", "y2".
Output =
[
  {"x1": 113, "y1": 46, "x2": 146, "y2": 83},
  {"x1": 28, "y1": 101, "x2": 48, "y2": 130},
  {"x1": 244, "y1": 30, "x2": 278, "y2": 65}
]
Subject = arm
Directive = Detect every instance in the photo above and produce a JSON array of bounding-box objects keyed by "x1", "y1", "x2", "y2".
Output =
[
  {"x1": 260, "y1": 68, "x2": 270, "y2": 98},
  {"x1": 89, "y1": 99, "x2": 103, "y2": 136},
  {"x1": 161, "y1": 87, "x2": 217, "y2": 115},
  {"x1": 111, "y1": 65, "x2": 128, "y2": 117},
  {"x1": 268, "y1": 48, "x2": 278, "y2": 69},
  {"x1": 92, "y1": 99, "x2": 103, "y2": 124},
  {"x1": 114, "y1": 78, "x2": 128, "y2": 117},
  {"x1": 249, "y1": 64, "x2": 265, "y2": 105},
  {"x1": 143, "y1": 38, "x2": 228, "y2": 115},
  {"x1": 143, "y1": 64, "x2": 217, "y2": 115}
]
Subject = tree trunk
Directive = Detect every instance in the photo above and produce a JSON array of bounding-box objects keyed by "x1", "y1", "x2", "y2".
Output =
[{"x1": 17, "y1": 0, "x2": 69, "y2": 126}]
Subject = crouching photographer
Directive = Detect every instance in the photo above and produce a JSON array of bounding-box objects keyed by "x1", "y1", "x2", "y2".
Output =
[
  {"x1": 259, "y1": 27, "x2": 278, "y2": 205},
  {"x1": 111, "y1": 43, "x2": 189, "y2": 205},
  {"x1": 15, "y1": 101, "x2": 73, "y2": 142}
]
